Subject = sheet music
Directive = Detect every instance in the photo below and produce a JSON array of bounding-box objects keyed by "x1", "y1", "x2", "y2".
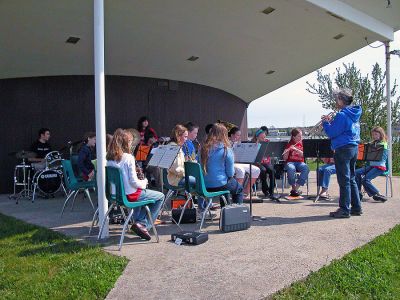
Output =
[
  {"x1": 147, "y1": 145, "x2": 166, "y2": 166},
  {"x1": 147, "y1": 145, "x2": 180, "y2": 168},
  {"x1": 158, "y1": 145, "x2": 180, "y2": 168},
  {"x1": 233, "y1": 143, "x2": 259, "y2": 163}
]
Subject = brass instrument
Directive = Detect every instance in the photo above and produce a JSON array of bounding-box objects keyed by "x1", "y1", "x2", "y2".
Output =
[
  {"x1": 307, "y1": 112, "x2": 336, "y2": 137},
  {"x1": 217, "y1": 120, "x2": 237, "y2": 132}
]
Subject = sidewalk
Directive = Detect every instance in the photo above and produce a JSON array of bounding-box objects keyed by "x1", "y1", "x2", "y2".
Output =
[{"x1": 0, "y1": 174, "x2": 398, "y2": 300}]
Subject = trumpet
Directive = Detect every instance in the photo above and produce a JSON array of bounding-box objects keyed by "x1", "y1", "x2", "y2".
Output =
[{"x1": 308, "y1": 112, "x2": 336, "y2": 137}]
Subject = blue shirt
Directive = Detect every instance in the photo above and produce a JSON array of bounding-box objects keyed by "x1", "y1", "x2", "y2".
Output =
[
  {"x1": 323, "y1": 105, "x2": 362, "y2": 150},
  {"x1": 203, "y1": 143, "x2": 234, "y2": 188}
]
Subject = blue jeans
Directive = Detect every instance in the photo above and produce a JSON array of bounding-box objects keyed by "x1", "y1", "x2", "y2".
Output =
[
  {"x1": 133, "y1": 189, "x2": 164, "y2": 229},
  {"x1": 355, "y1": 166, "x2": 384, "y2": 196},
  {"x1": 317, "y1": 164, "x2": 336, "y2": 189},
  {"x1": 285, "y1": 162, "x2": 309, "y2": 186},
  {"x1": 178, "y1": 176, "x2": 206, "y2": 210},
  {"x1": 207, "y1": 177, "x2": 244, "y2": 206},
  {"x1": 334, "y1": 145, "x2": 361, "y2": 214}
]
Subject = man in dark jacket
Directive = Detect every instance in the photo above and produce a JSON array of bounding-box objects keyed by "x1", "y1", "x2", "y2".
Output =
[{"x1": 322, "y1": 88, "x2": 362, "y2": 218}]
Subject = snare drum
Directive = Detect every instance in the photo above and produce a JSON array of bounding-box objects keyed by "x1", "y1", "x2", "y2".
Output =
[
  {"x1": 32, "y1": 169, "x2": 63, "y2": 195},
  {"x1": 45, "y1": 151, "x2": 63, "y2": 169}
]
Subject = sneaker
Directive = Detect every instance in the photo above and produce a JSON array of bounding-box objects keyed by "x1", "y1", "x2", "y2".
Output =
[
  {"x1": 131, "y1": 223, "x2": 151, "y2": 240},
  {"x1": 329, "y1": 209, "x2": 350, "y2": 218},
  {"x1": 372, "y1": 194, "x2": 387, "y2": 202},
  {"x1": 350, "y1": 209, "x2": 363, "y2": 216},
  {"x1": 290, "y1": 190, "x2": 301, "y2": 197},
  {"x1": 209, "y1": 203, "x2": 220, "y2": 211}
]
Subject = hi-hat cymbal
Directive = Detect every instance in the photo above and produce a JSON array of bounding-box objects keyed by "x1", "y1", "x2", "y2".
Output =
[{"x1": 15, "y1": 150, "x2": 37, "y2": 159}]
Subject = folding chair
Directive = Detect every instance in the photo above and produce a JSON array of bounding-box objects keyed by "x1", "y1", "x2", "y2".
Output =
[
  {"x1": 184, "y1": 162, "x2": 229, "y2": 231},
  {"x1": 97, "y1": 166, "x2": 159, "y2": 250},
  {"x1": 60, "y1": 160, "x2": 96, "y2": 217}
]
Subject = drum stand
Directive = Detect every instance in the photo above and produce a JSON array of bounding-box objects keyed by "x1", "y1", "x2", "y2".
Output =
[{"x1": 9, "y1": 158, "x2": 32, "y2": 204}]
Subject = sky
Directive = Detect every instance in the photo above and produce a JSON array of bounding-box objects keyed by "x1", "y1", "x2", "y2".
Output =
[{"x1": 248, "y1": 31, "x2": 400, "y2": 129}]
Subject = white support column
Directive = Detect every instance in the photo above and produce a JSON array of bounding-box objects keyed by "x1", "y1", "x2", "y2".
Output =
[
  {"x1": 94, "y1": 0, "x2": 108, "y2": 237},
  {"x1": 385, "y1": 41, "x2": 393, "y2": 177}
]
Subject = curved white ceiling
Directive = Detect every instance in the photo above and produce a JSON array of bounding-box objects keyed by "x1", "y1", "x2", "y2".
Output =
[{"x1": 0, "y1": 0, "x2": 399, "y2": 103}]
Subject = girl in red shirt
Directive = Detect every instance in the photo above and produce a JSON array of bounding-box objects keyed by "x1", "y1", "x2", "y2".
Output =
[{"x1": 283, "y1": 128, "x2": 309, "y2": 197}]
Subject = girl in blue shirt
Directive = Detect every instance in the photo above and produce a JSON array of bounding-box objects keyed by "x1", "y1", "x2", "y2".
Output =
[{"x1": 200, "y1": 123, "x2": 243, "y2": 205}]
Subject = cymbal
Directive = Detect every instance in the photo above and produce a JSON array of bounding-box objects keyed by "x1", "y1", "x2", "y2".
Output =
[{"x1": 14, "y1": 150, "x2": 36, "y2": 159}]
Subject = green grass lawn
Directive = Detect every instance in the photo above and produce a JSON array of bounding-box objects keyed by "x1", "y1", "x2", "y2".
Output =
[
  {"x1": 271, "y1": 224, "x2": 400, "y2": 299},
  {"x1": 0, "y1": 213, "x2": 128, "y2": 300}
]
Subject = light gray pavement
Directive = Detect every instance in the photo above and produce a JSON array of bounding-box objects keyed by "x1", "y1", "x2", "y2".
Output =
[{"x1": 0, "y1": 174, "x2": 398, "y2": 300}]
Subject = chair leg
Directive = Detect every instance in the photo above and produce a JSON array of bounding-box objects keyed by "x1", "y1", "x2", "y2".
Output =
[
  {"x1": 84, "y1": 188, "x2": 95, "y2": 211},
  {"x1": 145, "y1": 205, "x2": 159, "y2": 243},
  {"x1": 199, "y1": 198, "x2": 213, "y2": 232},
  {"x1": 178, "y1": 194, "x2": 193, "y2": 226},
  {"x1": 89, "y1": 207, "x2": 99, "y2": 235},
  {"x1": 118, "y1": 208, "x2": 135, "y2": 250},
  {"x1": 98, "y1": 203, "x2": 115, "y2": 240},
  {"x1": 159, "y1": 189, "x2": 174, "y2": 218},
  {"x1": 70, "y1": 189, "x2": 81, "y2": 211},
  {"x1": 60, "y1": 190, "x2": 77, "y2": 217}
]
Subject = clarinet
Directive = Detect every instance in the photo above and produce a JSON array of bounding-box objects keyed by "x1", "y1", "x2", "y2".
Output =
[
  {"x1": 135, "y1": 161, "x2": 145, "y2": 180},
  {"x1": 131, "y1": 145, "x2": 145, "y2": 180}
]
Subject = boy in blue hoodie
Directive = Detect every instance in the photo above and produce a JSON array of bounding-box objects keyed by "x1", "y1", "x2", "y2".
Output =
[{"x1": 322, "y1": 88, "x2": 362, "y2": 218}]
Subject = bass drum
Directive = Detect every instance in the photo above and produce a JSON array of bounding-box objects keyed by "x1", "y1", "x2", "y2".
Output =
[{"x1": 33, "y1": 169, "x2": 62, "y2": 195}]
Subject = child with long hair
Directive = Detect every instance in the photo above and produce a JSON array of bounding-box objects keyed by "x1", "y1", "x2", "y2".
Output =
[
  {"x1": 106, "y1": 128, "x2": 164, "y2": 240},
  {"x1": 200, "y1": 123, "x2": 243, "y2": 205},
  {"x1": 355, "y1": 126, "x2": 388, "y2": 202},
  {"x1": 251, "y1": 127, "x2": 279, "y2": 200},
  {"x1": 136, "y1": 116, "x2": 158, "y2": 145},
  {"x1": 283, "y1": 128, "x2": 309, "y2": 197}
]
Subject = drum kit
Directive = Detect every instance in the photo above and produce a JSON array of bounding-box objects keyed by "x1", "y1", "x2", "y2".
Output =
[{"x1": 9, "y1": 150, "x2": 66, "y2": 204}]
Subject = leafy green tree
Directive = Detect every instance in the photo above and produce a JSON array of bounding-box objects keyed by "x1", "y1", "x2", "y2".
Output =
[{"x1": 306, "y1": 62, "x2": 400, "y2": 141}]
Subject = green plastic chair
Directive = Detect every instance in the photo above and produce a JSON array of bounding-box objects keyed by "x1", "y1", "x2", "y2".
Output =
[
  {"x1": 60, "y1": 160, "x2": 96, "y2": 217},
  {"x1": 184, "y1": 161, "x2": 229, "y2": 231},
  {"x1": 97, "y1": 166, "x2": 159, "y2": 250}
]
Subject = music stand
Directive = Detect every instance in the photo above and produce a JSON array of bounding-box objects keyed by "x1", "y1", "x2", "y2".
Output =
[
  {"x1": 233, "y1": 142, "x2": 268, "y2": 216},
  {"x1": 302, "y1": 139, "x2": 333, "y2": 202},
  {"x1": 135, "y1": 145, "x2": 151, "y2": 162},
  {"x1": 263, "y1": 141, "x2": 287, "y2": 198}
]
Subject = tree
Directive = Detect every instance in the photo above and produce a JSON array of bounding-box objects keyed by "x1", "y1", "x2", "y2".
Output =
[{"x1": 306, "y1": 62, "x2": 400, "y2": 141}]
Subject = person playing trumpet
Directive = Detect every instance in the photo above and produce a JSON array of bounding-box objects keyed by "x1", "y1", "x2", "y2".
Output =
[{"x1": 322, "y1": 88, "x2": 362, "y2": 218}]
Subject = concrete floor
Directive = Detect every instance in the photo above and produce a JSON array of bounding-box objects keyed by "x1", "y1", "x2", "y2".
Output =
[{"x1": 0, "y1": 174, "x2": 398, "y2": 300}]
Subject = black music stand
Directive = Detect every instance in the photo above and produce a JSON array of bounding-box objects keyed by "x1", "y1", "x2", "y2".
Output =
[
  {"x1": 263, "y1": 141, "x2": 288, "y2": 200},
  {"x1": 233, "y1": 142, "x2": 268, "y2": 217},
  {"x1": 302, "y1": 139, "x2": 333, "y2": 202}
]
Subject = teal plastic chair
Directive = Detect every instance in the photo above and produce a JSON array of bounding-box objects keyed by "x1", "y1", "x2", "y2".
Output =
[
  {"x1": 184, "y1": 162, "x2": 229, "y2": 231},
  {"x1": 60, "y1": 160, "x2": 96, "y2": 217},
  {"x1": 97, "y1": 166, "x2": 159, "y2": 250}
]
